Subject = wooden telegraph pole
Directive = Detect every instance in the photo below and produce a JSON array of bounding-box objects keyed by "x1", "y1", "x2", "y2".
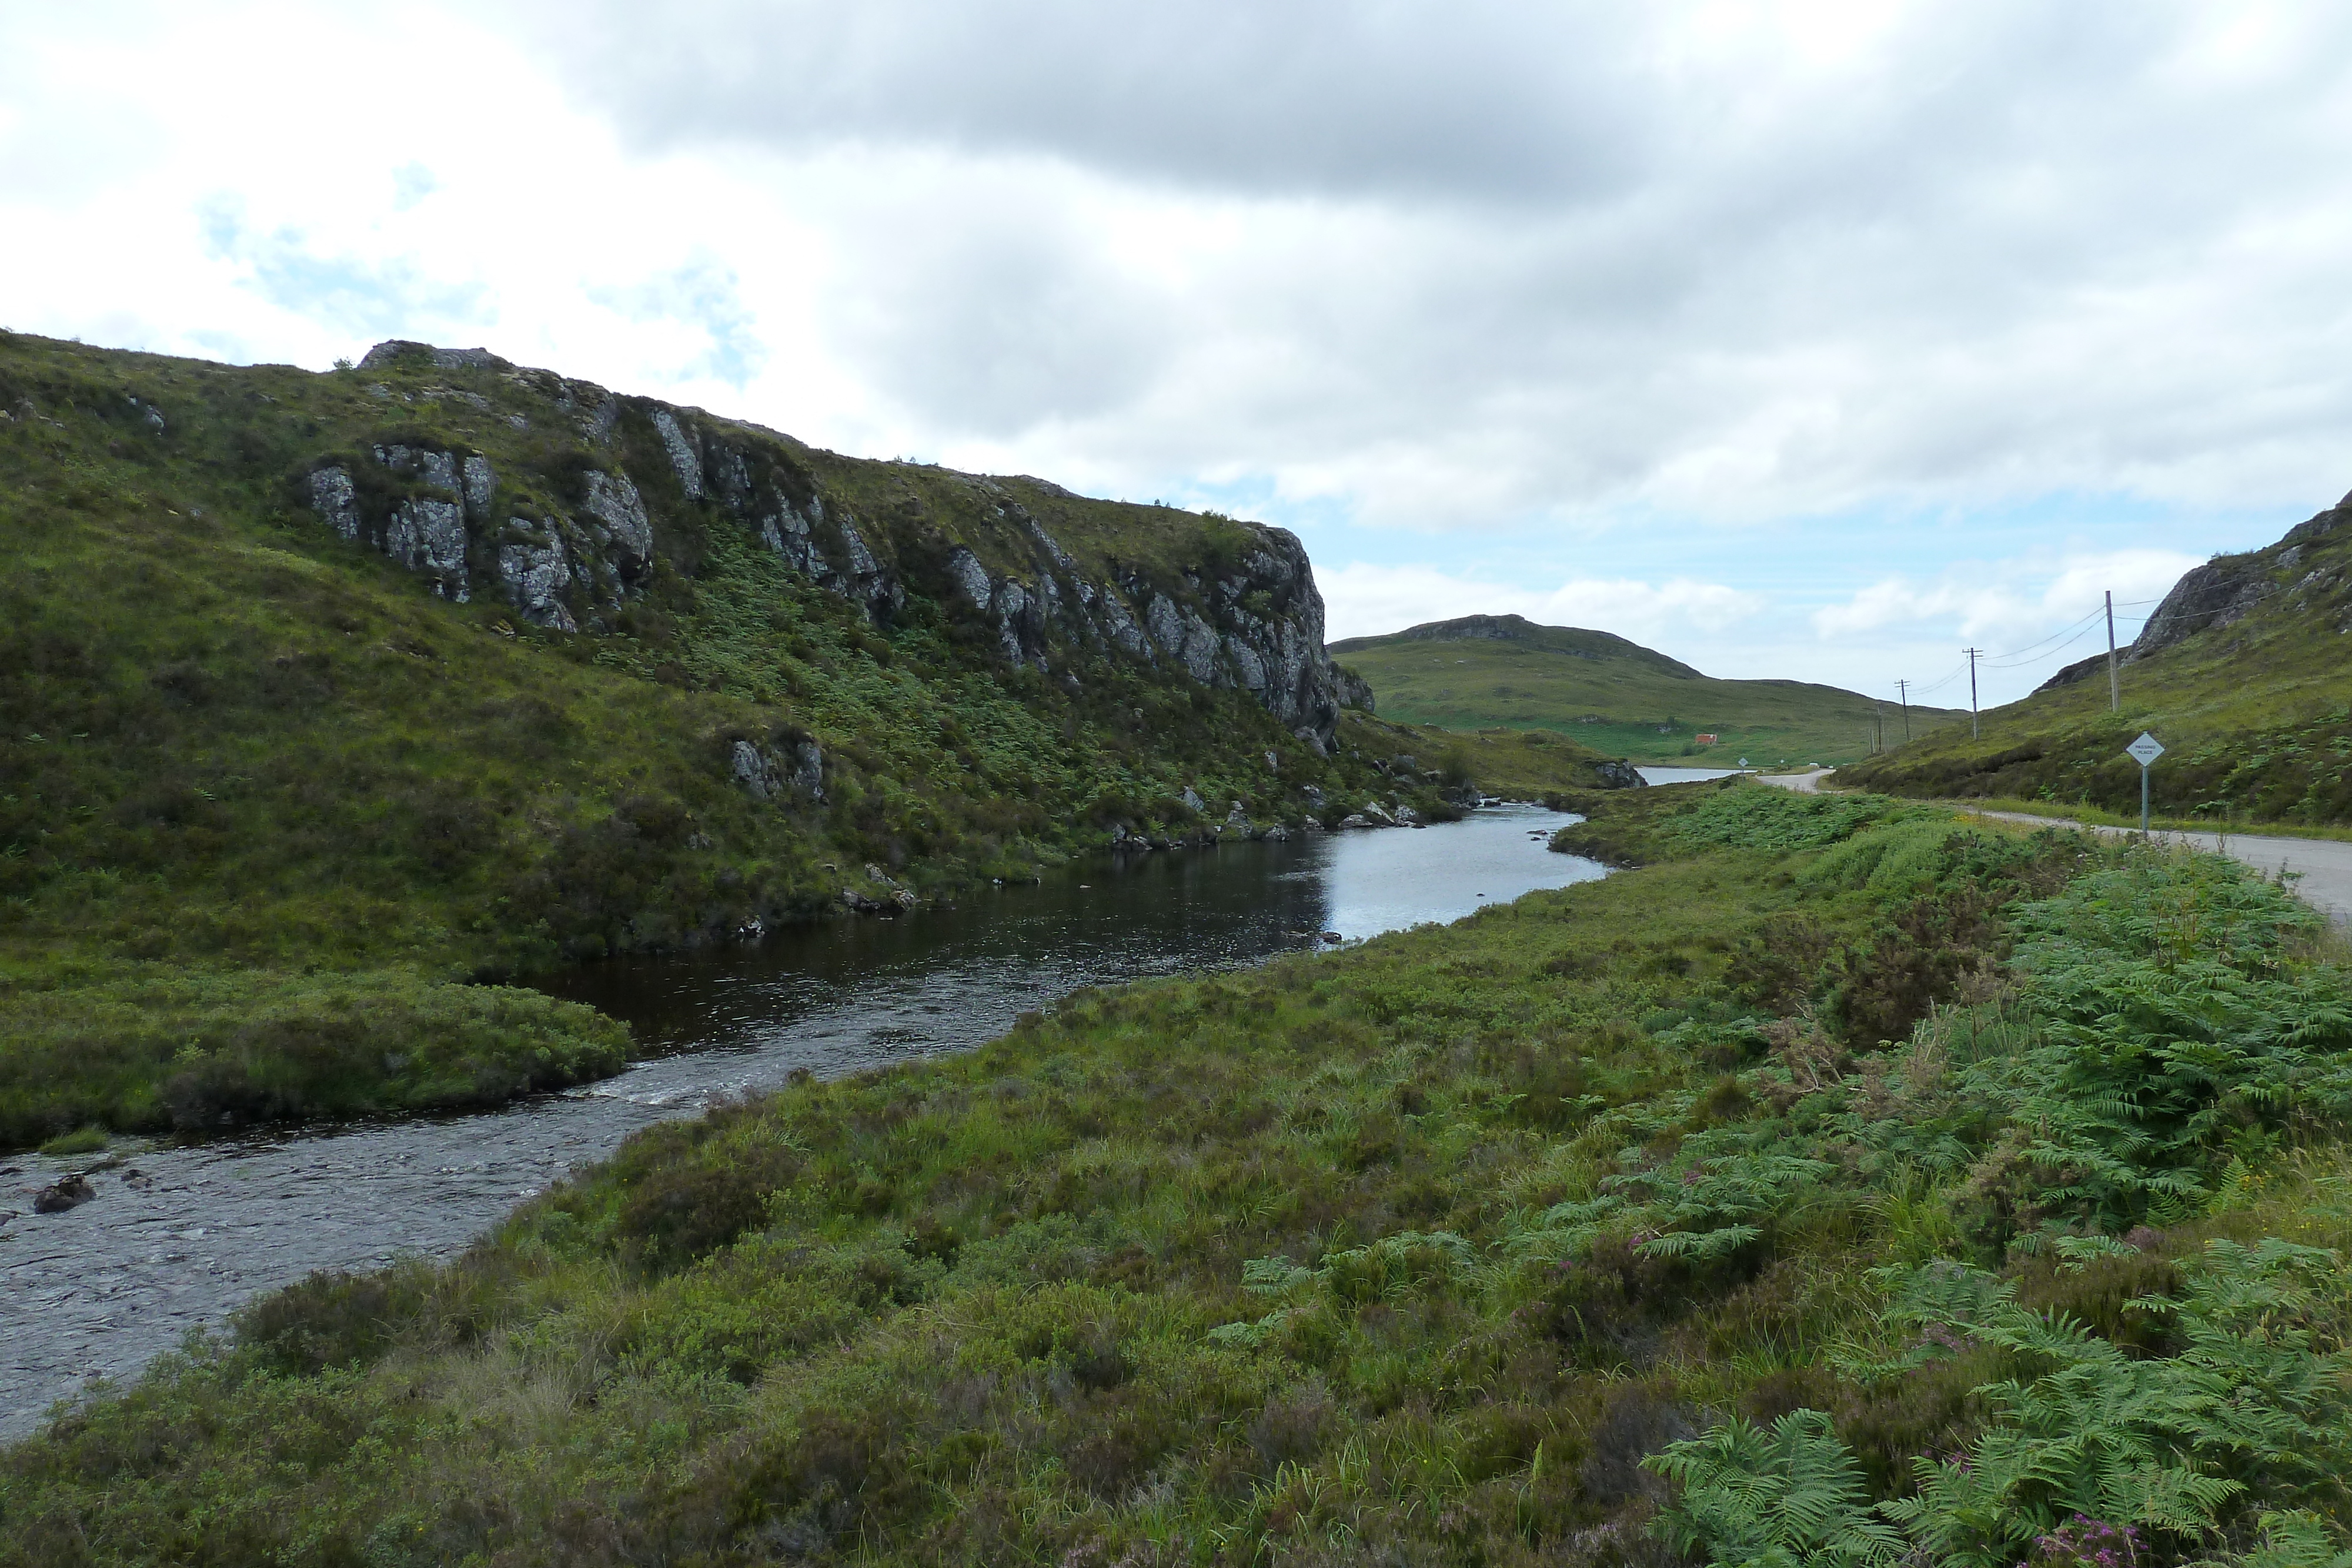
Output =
[
  {"x1": 1965, "y1": 648, "x2": 1982, "y2": 740},
  {"x1": 1895, "y1": 679, "x2": 1910, "y2": 740},
  {"x1": 2105, "y1": 591, "x2": 2120, "y2": 711}
]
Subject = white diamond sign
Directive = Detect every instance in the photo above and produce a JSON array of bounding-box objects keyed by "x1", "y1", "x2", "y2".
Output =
[{"x1": 2126, "y1": 732, "x2": 2164, "y2": 766}]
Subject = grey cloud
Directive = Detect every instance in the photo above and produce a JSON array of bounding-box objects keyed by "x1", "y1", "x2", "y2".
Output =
[
  {"x1": 489, "y1": 0, "x2": 1659, "y2": 203},
  {"x1": 479, "y1": 2, "x2": 2352, "y2": 523},
  {"x1": 820, "y1": 177, "x2": 1172, "y2": 434}
]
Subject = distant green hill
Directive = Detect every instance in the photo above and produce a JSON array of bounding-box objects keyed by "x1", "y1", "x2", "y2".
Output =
[
  {"x1": 1840, "y1": 487, "x2": 2352, "y2": 823},
  {"x1": 1330, "y1": 613, "x2": 1965, "y2": 764}
]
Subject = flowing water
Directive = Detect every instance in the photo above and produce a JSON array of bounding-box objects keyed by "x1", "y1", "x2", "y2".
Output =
[
  {"x1": 1, "y1": 805, "x2": 1606, "y2": 1437},
  {"x1": 1635, "y1": 766, "x2": 1748, "y2": 785}
]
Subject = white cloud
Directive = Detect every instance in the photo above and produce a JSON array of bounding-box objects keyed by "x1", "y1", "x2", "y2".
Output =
[
  {"x1": 2, "y1": 0, "x2": 2346, "y2": 700},
  {"x1": 1812, "y1": 548, "x2": 2204, "y2": 644}
]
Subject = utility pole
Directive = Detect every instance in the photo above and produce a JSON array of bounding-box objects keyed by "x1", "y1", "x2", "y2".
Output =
[
  {"x1": 2104, "y1": 591, "x2": 2120, "y2": 712},
  {"x1": 1965, "y1": 648, "x2": 1982, "y2": 740},
  {"x1": 1895, "y1": 680, "x2": 1910, "y2": 740}
]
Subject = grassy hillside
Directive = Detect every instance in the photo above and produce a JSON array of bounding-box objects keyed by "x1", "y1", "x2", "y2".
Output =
[
  {"x1": 14, "y1": 784, "x2": 2352, "y2": 1564},
  {"x1": 1331, "y1": 614, "x2": 1966, "y2": 765},
  {"x1": 1839, "y1": 488, "x2": 2352, "y2": 824},
  {"x1": 0, "y1": 332, "x2": 1623, "y2": 1150}
]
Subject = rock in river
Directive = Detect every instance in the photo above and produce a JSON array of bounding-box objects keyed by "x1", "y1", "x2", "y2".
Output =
[{"x1": 33, "y1": 1174, "x2": 96, "y2": 1213}]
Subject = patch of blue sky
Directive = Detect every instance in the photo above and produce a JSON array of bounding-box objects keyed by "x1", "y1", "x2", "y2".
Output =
[
  {"x1": 590, "y1": 256, "x2": 766, "y2": 389},
  {"x1": 1170, "y1": 473, "x2": 2300, "y2": 612},
  {"x1": 196, "y1": 195, "x2": 485, "y2": 339},
  {"x1": 390, "y1": 163, "x2": 438, "y2": 212}
]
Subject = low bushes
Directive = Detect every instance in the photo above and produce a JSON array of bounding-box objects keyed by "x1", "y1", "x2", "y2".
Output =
[
  {"x1": 0, "y1": 969, "x2": 629, "y2": 1146},
  {"x1": 13, "y1": 791, "x2": 2352, "y2": 1564}
]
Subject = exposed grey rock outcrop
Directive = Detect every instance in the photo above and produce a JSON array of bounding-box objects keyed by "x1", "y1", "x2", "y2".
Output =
[
  {"x1": 731, "y1": 740, "x2": 780, "y2": 800},
  {"x1": 368, "y1": 444, "x2": 471, "y2": 600},
  {"x1": 653, "y1": 409, "x2": 703, "y2": 500},
  {"x1": 579, "y1": 470, "x2": 652, "y2": 580},
  {"x1": 730, "y1": 737, "x2": 826, "y2": 804},
  {"x1": 496, "y1": 529, "x2": 576, "y2": 631},
  {"x1": 307, "y1": 467, "x2": 362, "y2": 540},
  {"x1": 462, "y1": 454, "x2": 496, "y2": 519},
  {"x1": 383, "y1": 497, "x2": 469, "y2": 601},
  {"x1": 305, "y1": 454, "x2": 468, "y2": 601},
  {"x1": 358, "y1": 340, "x2": 513, "y2": 372},
  {"x1": 789, "y1": 740, "x2": 825, "y2": 801},
  {"x1": 2037, "y1": 487, "x2": 2352, "y2": 692},
  {"x1": 319, "y1": 339, "x2": 1366, "y2": 747}
]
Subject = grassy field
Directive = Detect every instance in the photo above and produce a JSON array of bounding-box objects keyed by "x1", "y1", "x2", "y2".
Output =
[
  {"x1": 12, "y1": 783, "x2": 2352, "y2": 1564},
  {"x1": 0, "y1": 333, "x2": 1626, "y2": 1151},
  {"x1": 1838, "y1": 494, "x2": 2352, "y2": 828},
  {"x1": 1331, "y1": 615, "x2": 1968, "y2": 766}
]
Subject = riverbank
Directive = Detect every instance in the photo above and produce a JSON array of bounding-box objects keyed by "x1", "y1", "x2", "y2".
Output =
[
  {"x1": 1, "y1": 807, "x2": 1603, "y2": 1441},
  {"x1": 14, "y1": 783, "x2": 2352, "y2": 1564},
  {"x1": 1, "y1": 332, "x2": 1642, "y2": 1156}
]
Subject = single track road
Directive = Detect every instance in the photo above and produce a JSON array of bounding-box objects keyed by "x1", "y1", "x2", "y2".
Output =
[{"x1": 1758, "y1": 770, "x2": 2352, "y2": 925}]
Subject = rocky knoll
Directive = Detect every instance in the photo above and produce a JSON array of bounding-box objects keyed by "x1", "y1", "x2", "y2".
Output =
[
  {"x1": 2041, "y1": 487, "x2": 2352, "y2": 691},
  {"x1": 318, "y1": 342, "x2": 1359, "y2": 751}
]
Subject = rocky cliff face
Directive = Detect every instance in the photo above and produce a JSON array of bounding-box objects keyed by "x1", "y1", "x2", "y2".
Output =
[
  {"x1": 2039, "y1": 488, "x2": 2352, "y2": 693},
  {"x1": 309, "y1": 340, "x2": 1359, "y2": 749}
]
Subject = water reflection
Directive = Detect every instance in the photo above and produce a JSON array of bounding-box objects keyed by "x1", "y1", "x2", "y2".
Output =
[
  {"x1": 1636, "y1": 766, "x2": 1748, "y2": 785},
  {"x1": 2, "y1": 806, "x2": 1603, "y2": 1436}
]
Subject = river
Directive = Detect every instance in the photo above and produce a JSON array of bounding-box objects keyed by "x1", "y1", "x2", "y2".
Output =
[{"x1": 1, "y1": 804, "x2": 1605, "y2": 1438}]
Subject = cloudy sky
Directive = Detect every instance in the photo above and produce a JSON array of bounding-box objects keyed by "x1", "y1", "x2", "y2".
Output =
[{"x1": 8, "y1": 2, "x2": 2352, "y2": 707}]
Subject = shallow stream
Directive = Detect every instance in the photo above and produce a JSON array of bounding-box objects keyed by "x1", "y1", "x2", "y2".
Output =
[{"x1": 2, "y1": 804, "x2": 1605, "y2": 1437}]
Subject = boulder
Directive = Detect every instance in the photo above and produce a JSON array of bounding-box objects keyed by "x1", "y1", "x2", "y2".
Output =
[{"x1": 32, "y1": 1174, "x2": 96, "y2": 1213}]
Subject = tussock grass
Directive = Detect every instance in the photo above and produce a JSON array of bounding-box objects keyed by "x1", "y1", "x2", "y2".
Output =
[{"x1": 16, "y1": 787, "x2": 2352, "y2": 1562}]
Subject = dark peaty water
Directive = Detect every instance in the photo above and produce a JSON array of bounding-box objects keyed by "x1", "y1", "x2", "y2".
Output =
[{"x1": 1, "y1": 805, "x2": 1603, "y2": 1437}]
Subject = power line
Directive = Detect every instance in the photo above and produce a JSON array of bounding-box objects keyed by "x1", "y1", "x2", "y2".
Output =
[
  {"x1": 1984, "y1": 618, "x2": 2104, "y2": 668},
  {"x1": 1979, "y1": 604, "x2": 2108, "y2": 666}
]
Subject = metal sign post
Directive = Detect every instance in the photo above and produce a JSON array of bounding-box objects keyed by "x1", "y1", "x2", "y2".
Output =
[{"x1": 2125, "y1": 731, "x2": 2164, "y2": 831}]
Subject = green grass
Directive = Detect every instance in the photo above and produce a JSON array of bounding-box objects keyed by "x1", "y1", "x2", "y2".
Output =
[
  {"x1": 1840, "y1": 501, "x2": 2352, "y2": 826},
  {"x1": 1331, "y1": 614, "x2": 1967, "y2": 765},
  {"x1": 14, "y1": 784, "x2": 2352, "y2": 1563},
  {"x1": 0, "y1": 332, "x2": 1622, "y2": 1151},
  {"x1": 34, "y1": 1125, "x2": 107, "y2": 1158}
]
